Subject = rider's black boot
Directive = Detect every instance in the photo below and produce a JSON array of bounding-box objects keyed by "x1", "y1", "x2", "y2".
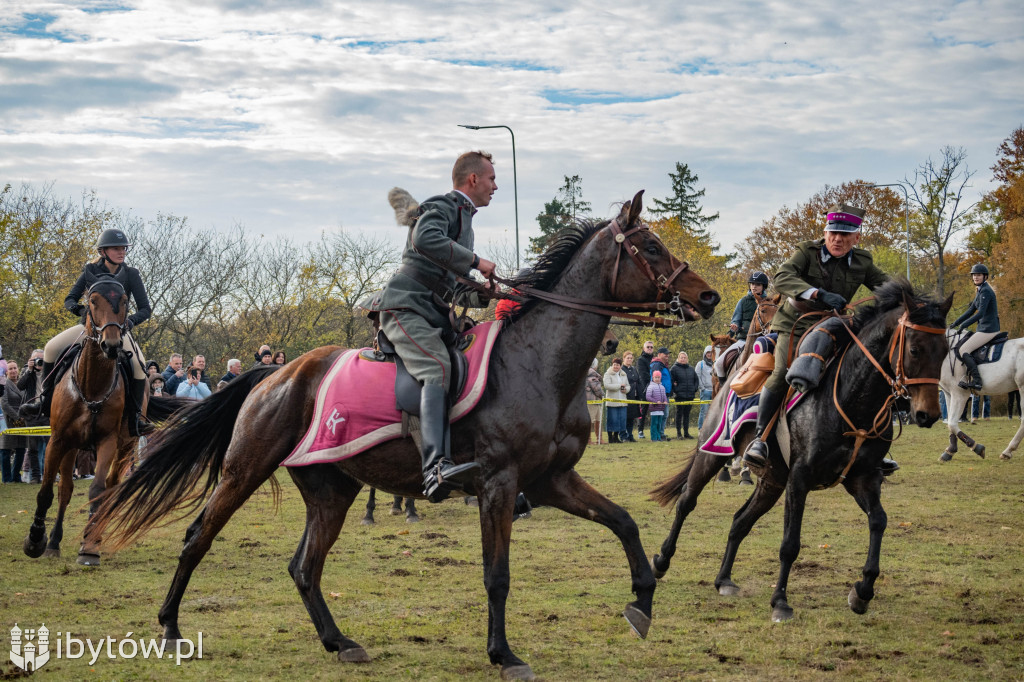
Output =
[
  {"x1": 421, "y1": 384, "x2": 480, "y2": 503},
  {"x1": 879, "y1": 457, "x2": 900, "y2": 475},
  {"x1": 742, "y1": 386, "x2": 786, "y2": 467},
  {"x1": 19, "y1": 361, "x2": 55, "y2": 420},
  {"x1": 958, "y1": 355, "x2": 983, "y2": 390},
  {"x1": 127, "y1": 376, "x2": 152, "y2": 437},
  {"x1": 513, "y1": 492, "x2": 532, "y2": 522}
]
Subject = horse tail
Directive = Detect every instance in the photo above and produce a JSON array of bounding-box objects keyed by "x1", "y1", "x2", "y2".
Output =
[
  {"x1": 145, "y1": 394, "x2": 192, "y2": 423},
  {"x1": 93, "y1": 366, "x2": 280, "y2": 551},
  {"x1": 650, "y1": 452, "x2": 697, "y2": 507}
]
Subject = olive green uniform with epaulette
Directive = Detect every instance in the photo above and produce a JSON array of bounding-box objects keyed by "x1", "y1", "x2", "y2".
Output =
[
  {"x1": 378, "y1": 190, "x2": 489, "y2": 503},
  {"x1": 766, "y1": 239, "x2": 889, "y2": 392}
]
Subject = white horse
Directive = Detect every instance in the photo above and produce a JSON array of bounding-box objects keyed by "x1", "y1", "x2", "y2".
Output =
[{"x1": 939, "y1": 329, "x2": 1024, "y2": 461}]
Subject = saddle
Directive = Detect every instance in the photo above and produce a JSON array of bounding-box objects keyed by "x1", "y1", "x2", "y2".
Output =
[
  {"x1": 362, "y1": 330, "x2": 470, "y2": 416},
  {"x1": 955, "y1": 331, "x2": 1008, "y2": 365},
  {"x1": 721, "y1": 347, "x2": 741, "y2": 377}
]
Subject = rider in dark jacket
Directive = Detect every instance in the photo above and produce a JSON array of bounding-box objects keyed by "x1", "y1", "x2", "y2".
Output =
[
  {"x1": 951, "y1": 263, "x2": 1000, "y2": 390},
  {"x1": 21, "y1": 228, "x2": 153, "y2": 435}
]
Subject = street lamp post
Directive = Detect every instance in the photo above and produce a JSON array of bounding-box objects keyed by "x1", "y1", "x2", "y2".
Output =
[
  {"x1": 868, "y1": 183, "x2": 911, "y2": 281},
  {"x1": 458, "y1": 124, "x2": 519, "y2": 271}
]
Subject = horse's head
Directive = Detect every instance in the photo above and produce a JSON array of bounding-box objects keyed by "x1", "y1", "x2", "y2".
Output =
[
  {"x1": 891, "y1": 288, "x2": 954, "y2": 427},
  {"x1": 709, "y1": 334, "x2": 731, "y2": 358},
  {"x1": 85, "y1": 277, "x2": 128, "y2": 359},
  {"x1": 751, "y1": 292, "x2": 782, "y2": 336},
  {"x1": 604, "y1": 191, "x2": 720, "y2": 322}
]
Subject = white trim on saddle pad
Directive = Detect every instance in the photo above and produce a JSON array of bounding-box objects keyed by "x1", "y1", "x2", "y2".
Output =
[{"x1": 281, "y1": 320, "x2": 503, "y2": 467}]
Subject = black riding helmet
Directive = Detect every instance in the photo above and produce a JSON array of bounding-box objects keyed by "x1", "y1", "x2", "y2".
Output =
[
  {"x1": 747, "y1": 271, "x2": 770, "y2": 287},
  {"x1": 96, "y1": 228, "x2": 133, "y2": 250},
  {"x1": 970, "y1": 263, "x2": 989, "y2": 276}
]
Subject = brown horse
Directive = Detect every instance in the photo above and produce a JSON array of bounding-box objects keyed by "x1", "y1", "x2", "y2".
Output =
[
  {"x1": 91, "y1": 192, "x2": 720, "y2": 681},
  {"x1": 22, "y1": 278, "x2": 182, "y2": 565}
]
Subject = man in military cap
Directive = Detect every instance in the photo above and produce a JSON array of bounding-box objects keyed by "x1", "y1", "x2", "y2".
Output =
[
  {"x1": 378, "y1": 150, "x2": 497, "y2": 502},
  {"x1": 742, "y1": 204, "x2": 897, "y2": 471}
]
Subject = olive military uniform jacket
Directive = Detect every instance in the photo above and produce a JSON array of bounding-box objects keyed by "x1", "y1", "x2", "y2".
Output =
[
  {"x1": 952, "y1": 281, "x2": 1000, "y2": 333},
  {"x1": 771, "y1": 239, "x2": 889, "y2": 338},
  {"x1": 379, "y1": 191, "x2": 487, "y2": 328}
]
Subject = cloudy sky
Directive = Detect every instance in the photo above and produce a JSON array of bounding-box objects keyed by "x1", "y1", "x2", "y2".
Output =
[{"x1": 1, "y1": 1, "x2": 1021, "y2": 260}]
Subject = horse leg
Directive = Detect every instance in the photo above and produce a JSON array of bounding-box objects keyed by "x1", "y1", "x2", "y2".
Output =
[
  {"x1": 361, "y1": 488, "x2": 376, "y2": 525},
  {"x1": 843, "y1": 474, "x2": 886, "y2": 614},
  {"x1": 43, "y1": 454, "x2": 76, "y2": 558},
  {"x1": 404, "y1": 497, "x2": 420, "y2": 523},
  {"x1": 529, "y1": 469, "x2": 656, "y2": 640},
  {"x1": 24, "y1": 435, "x2": 65, "y2": 558},
  {"x1": 79, "y1": 437, "x2": 118, "y2": 565},
  {"x1": 391, "y1": 494, "x2": 404, "y2": 515},
  {"x1": 157, "y1": 448, "x2": 283, "y2": 643},
  {"x1": 287, "y1": 466, "x2": 369, "y2": 662},
  {"x1": 652, "y1": 453, "x2": 725, "y2": 578},
  {"x1": 476, "y1": 475, "x2": 535, "y2": 680},
  {"x1": 769, "y1": 481, "x2": 810, "y2": 622},
  {"x1": 998, "y1": 411, "x2": 1024, "y2": 460},
  {"x1": 715, "y1": 478, "x2": 785, "y2": 596}
]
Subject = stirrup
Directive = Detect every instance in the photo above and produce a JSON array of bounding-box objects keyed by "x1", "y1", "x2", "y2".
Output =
[
  {"x1": 742, "y1": 439, "x2": 768, "y2": 467},
  {"x1": 879, "y1": 457, "x2": 900, "y2": 476},
  {"x1": 423, "y1": 461, "x2": 480, "y2": 503}
]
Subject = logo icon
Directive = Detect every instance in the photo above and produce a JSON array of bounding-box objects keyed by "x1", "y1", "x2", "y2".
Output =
[
  {"x1": 324, "y1": 407, "x2": 346, "y2": 434},
  {"x1": 11, "y1": 623, "x2": 51, "y2": 671}
]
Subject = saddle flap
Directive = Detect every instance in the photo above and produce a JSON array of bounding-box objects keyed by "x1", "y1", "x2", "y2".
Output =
[{"x1": 378, "y1": 330, "x2": 471, "y2": 416}]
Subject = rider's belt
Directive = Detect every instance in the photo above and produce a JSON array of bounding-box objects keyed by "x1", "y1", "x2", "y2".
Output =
[{"x1": 399, "y1": 264, "x2": 455, "y2": 305}]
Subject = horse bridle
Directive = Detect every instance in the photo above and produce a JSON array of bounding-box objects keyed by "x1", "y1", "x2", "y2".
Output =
[
  {"x1": 453, "y1": 217, "x2": 695, "y2": 328},
  {"x1": 83, "y1": 279, "x2": 128, "y2": 344},
  {"x1": 823, "y1": 307, "x2": 947, "y2": 487},
  {"x1": 72, "y1": 280, "x2": 127, "y2": 414}
]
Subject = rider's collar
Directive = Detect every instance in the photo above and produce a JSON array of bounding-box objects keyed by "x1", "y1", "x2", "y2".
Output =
[
  {"x1": 820, "y1": 244, "x2": 853, "y2": 266},
  {"x1": 453, "y1": 190, "x2": 476, "y2": 211}
]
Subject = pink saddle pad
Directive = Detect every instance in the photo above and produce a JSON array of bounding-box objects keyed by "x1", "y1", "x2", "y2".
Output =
[{"x1": 282, "y1": 320, "x2": 502, "y2": 467}]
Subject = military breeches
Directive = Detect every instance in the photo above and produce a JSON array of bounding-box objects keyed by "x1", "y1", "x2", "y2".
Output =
[
  {"x1": 380, "y1": 309, "x2": 452, "y2": 392},
  {"x1": 765, "y1": 332, "x2": 792, "y2": 393},
  {"x1": 44, "y1": 324, "x2": 147, "y2": 380}
]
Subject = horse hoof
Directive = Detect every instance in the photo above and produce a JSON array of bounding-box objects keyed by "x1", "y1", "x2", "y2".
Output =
[
  {"x1": 739, "y1": 470, "x2": 754, "y2": 486},
  {"x1": 717, "y1": 468, "x2": 731, "y2": 483},
  {"x1": 1000, "y1": 452, "x2": 1012, "y2": 461},
  {"x1": 464, "y1": 496, "x2": 479, "y2": 507},
  {"x1": 500, "y1": 663, "x2": 536, "y2": 681},
  {"x1": 848, "y1": 587, "x2": 869, "y2": 614},
  {"x1": 406, "y1": 514, "x2": 420, "y2": 523},
  {"x1": 939, "y1": 451, "x2": 953, "y2": 463},
  {"x1": 623, "y1": 603, "x2": 651, "y2": 639},
  {"x1": 23, "y1": 538, "x2": 46, "y2": 559},
  {"x1": 718, "y1": 580, "x2": 740, "y2": 597},
  {"x1": 650, "y1": 555, "x2": 667, "y2": 580},
  {"x1": 771, "y1": 604, "x2": 794, "y2": 622},
  {"x1": 389, "y1": 506, "x2": 403, "y2": 516},
  {"x1": 43, "y1": 548, "x2": 61, "y2": 559},
  {"x1": 77, "y1": 553, "x2": 101, "y2": 566},
  {"x1": 337, "y1": 646, "x2": 370, "y2": 663},
  {"x1": 360, "y1": 517, "x2": 374, "y2": 526},
  {"x1": 973, "y1": 444, "x2": 986, "y2": 459}
]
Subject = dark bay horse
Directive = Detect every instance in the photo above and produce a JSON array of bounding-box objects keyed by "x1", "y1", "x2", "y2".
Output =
[
  {"x1": 91, "y1": 192, "x2": 720, "y2": 681},
  {"x1": 22, "y1": 278, "x2": 183, "y2": 565},
  {"x1": 651, "y1": 281, "x2": 950, "y2": 622}
]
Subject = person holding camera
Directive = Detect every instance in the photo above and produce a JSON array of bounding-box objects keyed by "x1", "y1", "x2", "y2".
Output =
[
  {"x1": 16, "y1": 350, "x2": 47, "y2": 481},
  {"x1": 21, "y1": 228, "x2": 152, "y2": 436},
  {"x1": 175, "y1": 365, "x2": 211, "y2": 401}
]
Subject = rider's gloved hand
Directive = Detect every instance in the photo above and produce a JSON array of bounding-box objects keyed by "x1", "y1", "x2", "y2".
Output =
[
  {"x1": 124, "y1": 318, "x2": 135, "y2": 333},
  {"x1": 957, "y1": 325, "x2": 967, "y2": 333},
  {"x1": 73, "y1": 304, "x2": 86, "y2": 317},
  {"x1": 817, "y1": 290, "x2": 847, "y2": 312}
]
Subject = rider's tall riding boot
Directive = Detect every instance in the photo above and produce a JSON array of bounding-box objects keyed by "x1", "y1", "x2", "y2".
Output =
[
  {"x1": 742, "y1": 386, "x2": 786, "y2": 468},
  {"x1": 19, "y1": 362, "x2": 55, "y2": 420},
  {"x1": 958, "y1": 355, "x2": 983, "y2": 390},
  {"x1": 421, "y1": 383, "x2": 480, "y2": 503},
  {"x1": 127, "y1": 376, "x2": 152, "y2": 437}
]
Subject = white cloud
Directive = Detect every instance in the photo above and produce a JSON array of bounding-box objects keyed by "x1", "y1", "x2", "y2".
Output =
[{"x1": 0, "y1": 0, "x2": 1020, "y2": 256}]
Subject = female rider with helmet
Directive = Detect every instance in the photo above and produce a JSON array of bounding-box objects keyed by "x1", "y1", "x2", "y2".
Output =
[
  {"x1": 951, "y1": 263, "x2": 1000, "y2": 391},
  {"x1": 21, "y1": 228, "x2": 152, "y2": 435}
]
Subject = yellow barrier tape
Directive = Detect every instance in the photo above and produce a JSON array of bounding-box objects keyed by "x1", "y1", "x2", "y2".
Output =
[
  {"x1": 0, "y1": 426, "x2": 51, "y2": 436},
  {"x1": 586, "y1": 399, "x2": 710, "y2": 406}
]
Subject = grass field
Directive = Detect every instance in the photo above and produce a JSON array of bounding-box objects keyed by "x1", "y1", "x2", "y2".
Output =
[{"x1": 1, "y1": 418, "x2": 1023, "y2": 680}]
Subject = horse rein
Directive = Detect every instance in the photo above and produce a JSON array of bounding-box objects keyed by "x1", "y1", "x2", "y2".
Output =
[
  {"x1": 73, "y1": 279, "x2": 128, "y2": 415},
  {"x1": 448, "y1": 217, "x2": 694, "y2": 328},
  {"x1": 824, "y1": 308, "x2": 947, "y2": 488}
]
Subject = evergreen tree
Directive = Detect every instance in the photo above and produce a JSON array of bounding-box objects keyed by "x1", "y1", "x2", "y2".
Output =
[
  {"x1": 559, "y1": 174, "x2": 591, "y2": 223},
  {"x1": 529, "y1": 197, "x2": 569, "y2": 256},
  {"x1": 649, "y1": 162, "x2": 720, "y2": 243}
]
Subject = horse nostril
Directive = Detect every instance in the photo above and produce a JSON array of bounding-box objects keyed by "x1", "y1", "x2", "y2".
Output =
[{"x1": 700, "y1": 290, "x2": 721, "y2": 307}]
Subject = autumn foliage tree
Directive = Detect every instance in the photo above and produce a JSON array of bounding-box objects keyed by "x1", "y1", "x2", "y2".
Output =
[{"x1": 985, "y1": 127, "x2": 1024, "y2": 335}]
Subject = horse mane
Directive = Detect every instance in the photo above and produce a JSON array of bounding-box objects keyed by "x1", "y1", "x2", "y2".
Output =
[
  {"x1": 851, "y1": 278, "x2": 946, "y2": 336},
  {"x1": 501, "y1": 220, "x2": 607, "y2": 323}
]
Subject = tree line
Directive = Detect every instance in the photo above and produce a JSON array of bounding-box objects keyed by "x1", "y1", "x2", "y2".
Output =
[{"x1": 2, "y1": 126, "x2": 1021, "y2": 369}]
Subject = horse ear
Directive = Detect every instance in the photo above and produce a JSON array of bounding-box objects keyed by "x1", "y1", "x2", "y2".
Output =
[
  {"x1": 901, "y1": 288, "x2": 915, "y2": 312},
  {"x1": 628, "y1": 190, "x2": 645, "y2": 226},
  {"x1": 616, "y1": 200, "x2": 632, "y2": 226},
  {"x1": 771, "y1": 293, "x2": 783, "y2": 304},
  {"x1": 940, "y1": 292, "x2": 955, "y2": 318}
]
